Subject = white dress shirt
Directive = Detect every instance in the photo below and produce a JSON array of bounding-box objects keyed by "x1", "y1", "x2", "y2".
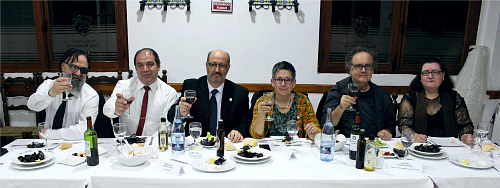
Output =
[
  {"x1": 103, "y1": 77, "x2": 178, "y2": 136},
  {"x1": 27, "y1": 79, "x2": 99, "y2": 140},
  {"x1": 207, "y1": 80, "x2": 224, "y2": 130}
]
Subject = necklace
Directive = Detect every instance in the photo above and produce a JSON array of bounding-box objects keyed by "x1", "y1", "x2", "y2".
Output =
[{"x1": 276, "y1": 94, "x2": 293, "y2": 110}]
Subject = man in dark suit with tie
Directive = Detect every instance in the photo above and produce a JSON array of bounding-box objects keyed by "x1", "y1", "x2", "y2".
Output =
[{"x1": 167, "y1": 49, "x2": 250, "y2": 142}]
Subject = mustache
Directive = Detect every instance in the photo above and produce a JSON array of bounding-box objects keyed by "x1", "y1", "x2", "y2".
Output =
[{"x1": 211, "y1": 72, "x2": 223, "y2": 77}]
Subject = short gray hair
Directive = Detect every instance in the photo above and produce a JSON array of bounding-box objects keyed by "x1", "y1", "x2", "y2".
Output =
[
  {"x1": 344, "y1": 46, "x2": 378, "y2": 73},
  {"x1": 272, "y1": 61, "x2": 296, "y2": 79}
]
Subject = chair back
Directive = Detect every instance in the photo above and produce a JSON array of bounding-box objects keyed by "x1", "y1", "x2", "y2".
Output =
[
  {"x1": 1, "y1": 72, "x2": 42, "y2": 127},
  {"x1": 94, "y1": 91, "x2": 116, "y2": 138},
  {"x1": 316, "y1": 91, "x2": 329, "y2": 128},
  {"x1": 86, "y1": 71, "x2": 122, "y2": 96}
]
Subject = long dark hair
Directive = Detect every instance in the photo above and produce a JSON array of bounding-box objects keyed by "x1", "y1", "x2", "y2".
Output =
[
  {"x1": 60, "y1": 48, "x2": 90, "y2": 72},
  {"x1": 409, "y1": 57, "x2": 454, "y2": 92}
]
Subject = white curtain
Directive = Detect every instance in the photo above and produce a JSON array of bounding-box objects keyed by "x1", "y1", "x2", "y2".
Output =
[{"x1": 454, "y1": 45, "x2": 490, "y2": 127}]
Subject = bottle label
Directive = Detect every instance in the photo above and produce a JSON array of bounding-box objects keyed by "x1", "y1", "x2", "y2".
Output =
[
  {"x1": 364, "y1": 148, "x2": 375, "y2": 167},
  {"x1": 160, "y1": 134, "x2": 167, "y2": 148},
  {"x1": 85, "y1": 141, "x2": 91, "y2": 157},
  {"x1": 349, "y1": 134, "x2": 359, "y2": 151}
]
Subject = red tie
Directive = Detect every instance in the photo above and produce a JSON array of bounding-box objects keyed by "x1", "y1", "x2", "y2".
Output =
[{"x1": 136, "y1": 86, "x2": 150, "y2": 136}]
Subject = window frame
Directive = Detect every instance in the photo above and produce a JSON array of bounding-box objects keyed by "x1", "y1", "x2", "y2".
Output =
[
  {"x1": 318, "y1": 1, "x2": 481, "y2": 75},
  {"x1": 0, "y1": 0, "x2": 129, "y2": 73}
]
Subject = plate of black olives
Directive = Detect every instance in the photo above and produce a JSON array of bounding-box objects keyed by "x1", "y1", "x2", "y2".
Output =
[
  {"x1": 12, "y1": 151, "x2": 53, "y2": 166},
  {"x1": 409, "y1": 144, "x2": 442, "y2": 156},
  {"x1": 234, "y1": 146, "x2": 271, "y2": 161}
]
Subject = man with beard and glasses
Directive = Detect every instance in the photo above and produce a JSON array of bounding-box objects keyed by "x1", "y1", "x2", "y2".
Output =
[
  {"x1": 167, "y1": 49, "x2": 250, "y2": 142},
  {"x1": 320, "y1": 46, "x2": 396, "y2": 141},
  {"x1": 28, "y1": 48, "x2": 98, "y2": 140},
  {"x1": 103, "y1": 48, "x2": 178, "y2": 136}
]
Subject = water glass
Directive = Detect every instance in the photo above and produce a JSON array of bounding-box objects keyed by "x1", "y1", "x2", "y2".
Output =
[
  {"x1": 113, "y1": 123, "x2": 127, "y2": 146},
  {"x1": 189, "y1": 122, "x2": 202, "y2": 156},
  {"x1": 401, "y1": 129, "x2": 415, "y2": 160},
  {"x1": 37, "y1": 122, "x2": 51, "y2": 149},
  {"x1": 287, "y1": 120, "x2": 298, "y2": 152}
]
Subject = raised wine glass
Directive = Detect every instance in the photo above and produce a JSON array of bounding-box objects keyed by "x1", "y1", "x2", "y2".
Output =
[
  {"x1": 37, "y1": 122, "x2": 51, "y2": 150},
  {"x1": 401, "y1": 129, "x2": 415, "y2": 160},
  {"x1": 184, "y1": 90, "x2": 196, "y2": 119},
  {"x1": 59, "y1": 72, "x2": 72, "y2": 101},
  {"x1": 346, "y1": 83, "x2": 359, "y2": 111},
  {"x1": 113, "y1": 123, "x2": 127, "y2": 147},
  {"x1": 287, "y1": 120, "x2": 298, "y2": 152},
  {"x1": 122, "y1": 90, "x2": 134, "y2": 116},
  {"x1": 189, "y1": 122, "x2": 202, "y2": 156},
  {"x1": 263, "y1": 92, "x2": 274, "y2": 121}
]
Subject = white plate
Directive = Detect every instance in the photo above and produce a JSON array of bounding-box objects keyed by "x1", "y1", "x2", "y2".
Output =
[
  {"x1": 192, "y1": 158, "x2": 236, "y2": 172},
  {"x1": 378, "y1": 149, "x2": 398, "y2": 158},
  {"x1": 409, "y1": 145, "x2": 443, "y2": 156},
  {"x1": 272, "y1": 139, "x2": 301, "y2": 146},
  {"x1": 428, "y1": 137, "x2": 463, "y2": 147},
  {"x1": 231, "y1": 156, "x2": 270, "y2": 164},
  {"x1": 57, "y1": 156, "x2": 86, "y2": 166},
  {"x1": 12, "y1": 151, "x2": 54, "y2": 166},
  {"x1": 448, "y1": 154, "x2": 493, "y2": 169},
  {"x1": 233, "y1": 148, "x2": 271, "y2": 161},
  {"x1": 409, "y1": 150, "x2": 448, "y2": 160},
  {"x1": 11, "y1": 158, "x2": 55, "y2": 170}
]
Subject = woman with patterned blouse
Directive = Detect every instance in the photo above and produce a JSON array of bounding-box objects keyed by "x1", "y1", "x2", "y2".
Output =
[
  {"x1": 250, "y1": 61, "x2": 321, "y2": 140},
  {"x1": 398, "y1": 57, "x2": 474, "y2": 145}
]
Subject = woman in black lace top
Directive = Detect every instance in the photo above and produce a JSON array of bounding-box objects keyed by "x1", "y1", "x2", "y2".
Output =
[{"x1": 398, "y1": 57, "x2": 474, "y2": 145}]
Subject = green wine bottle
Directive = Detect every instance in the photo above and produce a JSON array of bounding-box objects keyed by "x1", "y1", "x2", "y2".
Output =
[{"x1": 84, "y1": 116, "x2": 99, "y2": 166}]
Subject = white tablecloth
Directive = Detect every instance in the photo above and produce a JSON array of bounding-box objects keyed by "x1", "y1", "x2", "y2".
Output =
[{"x1": 1, "y1": 138, "x2": 499, "y2": 188}]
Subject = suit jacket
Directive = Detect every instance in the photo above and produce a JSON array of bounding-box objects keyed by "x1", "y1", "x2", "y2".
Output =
[{"x1": 167, "y1": 76, "x2": 251, "y2": 137}]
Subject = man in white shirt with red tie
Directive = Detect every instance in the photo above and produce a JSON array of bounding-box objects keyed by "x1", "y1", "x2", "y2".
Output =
[
  {"x1": 28, "y1": 48, "x2": 99, "y2": 140},
  {"x1": 103, "y1": 48, "x2": 178, "y2": 136}
]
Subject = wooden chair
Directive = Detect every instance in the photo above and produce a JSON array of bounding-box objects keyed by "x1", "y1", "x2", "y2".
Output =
[
  {"x1": 86, "y1": 71, "x2": 123, "y2": 96},
  {"x1": 1, "y1": 72, "x2": 41, "y2": 139},
  {"x1": 316, "y1": 91, "x2": 329, "y2": 128}
]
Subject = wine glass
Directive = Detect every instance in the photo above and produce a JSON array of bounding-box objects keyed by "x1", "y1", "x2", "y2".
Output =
[
  {"x1": 263, "y1": 92, "x2": 274, "y2": 121},
  {"x1": 122, "y1": 90, "x2": 134, "y2": 116},
  {"x1": 113, "y1": 123, "x2": 127, "y2": 146},
  {"x1": 189, "y1": 122, "x2": 202, "y2": 156},
  {"x1": 184, "y1": 90, "x2": 196, "y2": 119},
  {"x1": 37, "y1": 122, "x2": 51, "y2": 150},
  {"x1": 59, "y1": 72, "x2": 72, "y2": 101},
  {"x1": 401, "y1": 129, "x2": 415, "y2": 160},
  {"x1": 346, "y1": 83, "x2": 359, "y2": 111},
  {"x1": 287, "y1": 120, "x2": 298, "y2": 152}
]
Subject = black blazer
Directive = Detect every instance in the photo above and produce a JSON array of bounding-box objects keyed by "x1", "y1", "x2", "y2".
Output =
[{"x1": 167, "y1": 76, "x2": 251, "y2": 137}]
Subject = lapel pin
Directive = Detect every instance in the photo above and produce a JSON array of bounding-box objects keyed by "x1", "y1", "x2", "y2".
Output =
[{"x1": 229, "y1": 98, "x2": 233, "y2": 101}]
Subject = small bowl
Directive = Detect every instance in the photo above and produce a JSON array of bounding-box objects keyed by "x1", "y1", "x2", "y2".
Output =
[
  {"x1": 114, "y1": 146, "x2": 151, "y2": 166},
  {"x1": 314, "y1": 133, "x2": 346, "y2": 151},
  {"x1": 334, "y1": 134, "x2": 346, "y2": 151}
]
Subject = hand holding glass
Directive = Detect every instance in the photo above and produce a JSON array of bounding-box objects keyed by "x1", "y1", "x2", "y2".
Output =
[
  {"x1": 263, "y1": 92, "x2": 274, "y2": 121},
  {"x1": 122, "y1": 90, "x2": 134, "y2": 116},
  {"x1": 184, "y1": 90, "x2": 196, "y2": 119},
  {"x1": 38, "y1": 122, "x2": 51, "y2": 149},
  {"x1": 347, "y1": 83, "x2": 359, "y2": 111},
  {"x1": 59, "y1": 72, "x2": 72, "y2": 101}
]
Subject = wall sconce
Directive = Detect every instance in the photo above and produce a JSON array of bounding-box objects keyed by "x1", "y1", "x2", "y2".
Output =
[
  {"x1": 139, "y1": 0, "x2": 191, "y2": 11},
  {"x1": 248, "y1": 0, "x2": 299, "y2": 13}
]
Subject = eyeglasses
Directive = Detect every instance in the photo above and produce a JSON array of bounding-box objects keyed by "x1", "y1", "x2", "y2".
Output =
[
  {"x1": 64, "y1": 62, "x2": 89, "y2": 74},
  {"x1": 421, "y1": 70, "x2": 442, "y2": 76},
  {"x1": 352, "y1": 64, "x2": 374, "y2": 71},
  {"x1": 272, "y1": 78, "x2": 295, "y2": 85},
  {"x1": 207, "y1": 62, "x2": 229, "y2": 70}
]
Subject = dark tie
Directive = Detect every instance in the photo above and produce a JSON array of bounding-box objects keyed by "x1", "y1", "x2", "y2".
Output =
[
  {"x1": 209, "y1": 89, "x2": 219, "y2": 136},
  {"x1": 52, "y1": 92, "x2": 73, "y2": 129},
  {"x1": 136, "y1": 86, "x2": 150, "y2": 136}
]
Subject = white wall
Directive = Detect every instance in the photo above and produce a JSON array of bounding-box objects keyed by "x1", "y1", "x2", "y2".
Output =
[{"x1": 2, "y1": 0, "x2": 500, "y2": 127}]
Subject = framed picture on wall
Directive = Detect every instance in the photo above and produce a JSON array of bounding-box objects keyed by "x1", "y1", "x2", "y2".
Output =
[{"x1": 212, "y1": 0, "x2": 232, "y2": 13}]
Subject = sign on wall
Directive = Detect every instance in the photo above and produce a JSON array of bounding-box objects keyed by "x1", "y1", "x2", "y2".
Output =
[{"x1": 211, "y1": 0, "x2": 232, "y2": 13}]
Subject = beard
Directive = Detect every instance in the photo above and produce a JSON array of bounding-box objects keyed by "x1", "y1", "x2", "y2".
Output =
[
  {"x1": 208, "y1": 72, "x2": 225, "y2": 84},
  {"x1": 70, "y1": 74, "x2": 86, "y2": 94}
]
